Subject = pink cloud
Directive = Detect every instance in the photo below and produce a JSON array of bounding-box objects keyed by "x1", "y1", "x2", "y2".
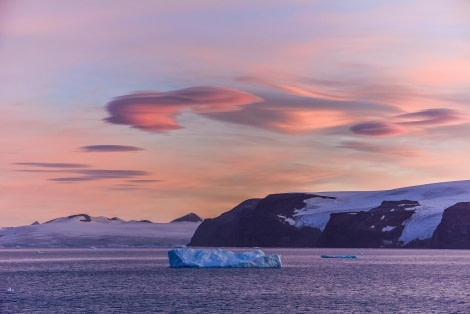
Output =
[
  {"x1": 350, "y1": 121, "x2": 407, "y2": 137},
  {"x1": 350, "y1": 108, "x2": 469, "y2": 137},
  {"x1": 203, "y1": 87, "x2": 395, "y2": 135},
  {"x1": 237, "y1": 76, "x2": 346, "y2": 101},
  {"x1": 395, "y1": 108, "x2": 466, "y2": 126},
  {"x1": 205, "y1": 104, "x2": 356, "y2": 135},
  {"x1": 13, "y1": 162, "x2": 151, "y2": 183},
  {"x1": 80, "y1": 145, "x2": 143, "y2": 152},
  {"x1": 104, "y1": 87, "x2": 262, "y2": 132}
]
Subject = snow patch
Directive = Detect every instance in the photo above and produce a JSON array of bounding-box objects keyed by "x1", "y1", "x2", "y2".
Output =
[
  {"x1": 382, "y1": 225, "x2": 396, "y2": 232},
  {"x1": 277, "y1": 215, "x2": 295, "y2": 226}
]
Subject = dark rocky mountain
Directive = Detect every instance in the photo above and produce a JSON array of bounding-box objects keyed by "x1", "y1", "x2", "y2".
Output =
[
  {"x1": 318, "y1": 200, "x2": 418, "y2": 248},
  {"x1": 431, "y1": 202, "x2": 470, "y2": 249},
  {"x1": 190, "y1": 194, "x2": 330, "y2": 247},
  {"x1": 189, "y1": 199, "x2": 260, "y2": 246},
  {"x1": 171, "y1": 213, "x2": 203, "y2": 223},
  {"x1": 188, "y1": 181, "x2": 470, "y2": 248}
]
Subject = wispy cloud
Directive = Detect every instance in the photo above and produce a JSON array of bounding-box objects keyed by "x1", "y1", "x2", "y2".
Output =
[
  {"x1": 127, "y1": 179, "x2": 162, "y2": 183},
  {"x1": 80, "y1": 145, "x2": 143, "y2": 152},
  {"x1": 350, "y1": 108, "x2": 469, "y2": 137},
  {"x1": 395, "y1": 108, "x2": 466, "y2": 126},
  {"x1": 50, "y1": 170, "x2": 149, "y2": 182},
  {"x1": 337, "y1": 140, "x2": 420, "y2": 156},
  {"x1": 236, "y1": 76, "x2": 346, "y2": 101},
  {"x1": 13, "y1": 162, "x2": 90, "y2": 168},
  {"x1": 13, "y1": 162, "x2": 151, "y2": 183}
]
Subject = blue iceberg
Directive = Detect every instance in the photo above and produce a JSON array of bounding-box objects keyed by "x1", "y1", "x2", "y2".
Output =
[{"x1": 168, "y1": 248, "x2": 282, "y2": 268}]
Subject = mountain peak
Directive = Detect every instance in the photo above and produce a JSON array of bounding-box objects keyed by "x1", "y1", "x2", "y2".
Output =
[
  {"x1": 171, "y1": 213, "x2": 203, "y2": 223},
  {"x1": 45, "y1": 214, "x2": 92, "y2": 224}
]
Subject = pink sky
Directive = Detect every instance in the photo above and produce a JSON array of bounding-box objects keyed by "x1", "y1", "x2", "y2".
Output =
[{"x1": 1, "y1": 0, "x2": 470, "y2": 226}]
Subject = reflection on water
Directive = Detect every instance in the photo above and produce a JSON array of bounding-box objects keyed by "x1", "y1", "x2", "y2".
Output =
[{"x1": 2, "y1": 248, "x2": 470, "y2": 313}]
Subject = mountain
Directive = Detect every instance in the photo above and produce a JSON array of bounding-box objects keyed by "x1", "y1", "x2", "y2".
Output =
[
  {"x1": 0, "y1": 214, "x2": 201, "y2": 248},
  {"x1": 170, "y1": 213, "x2": 203, "y2": 223},
  {"x1": 189, "y1": 180, "x2": 470, "y2": 248}
]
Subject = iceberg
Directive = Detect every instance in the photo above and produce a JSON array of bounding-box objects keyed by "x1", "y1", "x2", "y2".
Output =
[
  {"x1": 168, "y1": 248, "x2": 282, "y2": 268},
  {"x1": 321, "y1": 254, "x2": 357, "y2": 259}
]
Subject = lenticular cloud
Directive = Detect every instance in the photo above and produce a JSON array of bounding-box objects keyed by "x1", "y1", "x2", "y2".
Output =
[
  {"x1": 104, "y1": 86, "x2": 262, "y2": 132},
  {"x1": 350, "y1": 121, "x2": 406, "y2": 137}
]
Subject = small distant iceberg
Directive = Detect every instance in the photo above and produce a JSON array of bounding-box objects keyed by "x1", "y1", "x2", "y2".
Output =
[
  {"x1": 321, "y1": 254, "x2": 358, "y2": 259},
  {"x1": 168, "y1": 248, "x2": 282, "y2": 268}
]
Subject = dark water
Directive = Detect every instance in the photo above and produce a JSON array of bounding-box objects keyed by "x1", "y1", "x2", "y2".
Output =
[{"x1": 2, "y1": 248, "x2": 470, "y2": 313}]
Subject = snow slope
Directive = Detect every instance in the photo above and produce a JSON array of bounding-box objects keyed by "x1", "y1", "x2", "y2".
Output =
[
  {"x1": 293, "y1": 180, "x2": 470, "y2": 244},
  {"x1": 0, "y1": 214, "x2": 200, "y2": 248}
]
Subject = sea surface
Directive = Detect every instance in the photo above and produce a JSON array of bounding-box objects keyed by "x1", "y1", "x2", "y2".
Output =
[{"x1": 2, "y1": 248, "x2": 470, "y2": 313}]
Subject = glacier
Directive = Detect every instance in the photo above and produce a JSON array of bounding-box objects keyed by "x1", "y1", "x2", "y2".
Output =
[
  {"x1": 292, "y1": 180, "x2": 470, "y2": 244},
  {"x1": 0, "y1": 214, "x2": 201, "y2": 248},
  {"x1": 168, "y1": 248, "x2": 282, "y2": 268}
]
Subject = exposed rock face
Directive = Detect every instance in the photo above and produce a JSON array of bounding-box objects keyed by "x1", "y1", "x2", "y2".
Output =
[
  {"x1": 236, "y1": 193, "x2": 325, "y2": 247},
  {"x1": 318, "y1": 200, "x2": 419, "y2": 248},
  {"x1": 189, "y1": 194, "x2": 326, "y2": 247},
  {"x1": 431, "y1": 202, "x2": 470, "y2": 249},
  {"x1": 189, "y1": 199, "x2": 261, "y2": 247},
  {"x1": 171, "y1": 213, "x2": 203, "y2": 223}
]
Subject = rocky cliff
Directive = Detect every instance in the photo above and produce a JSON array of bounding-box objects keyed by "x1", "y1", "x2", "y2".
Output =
[
  {"x1": 189, "y1": 194, "x2": 327, "y2": 247},
  {"x1": 318, "y1": 200, "x2": 418, "y2": 248},
  {"x1": 431, "y1": 202, "x2": 470, "y2": 249}
]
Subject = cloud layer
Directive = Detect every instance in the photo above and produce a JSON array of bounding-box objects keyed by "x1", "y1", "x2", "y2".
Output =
[
  {"x1": 50, "y1": 170, "x2": 149, "y2": 182},
  {"x1": 14, "y1": 162, "x2": 151, "y2": 182}
]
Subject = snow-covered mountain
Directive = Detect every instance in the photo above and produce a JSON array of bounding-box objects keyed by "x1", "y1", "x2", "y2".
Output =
[
  {"x1": 190, "y1": 180, "x2": 470, "y2": 248},
  {"x1": 0, "y1": 214, "x2": 201, "y2": 248},
  {"x1": 294, "y1": 180, "x2": 470, "y2": 243}
]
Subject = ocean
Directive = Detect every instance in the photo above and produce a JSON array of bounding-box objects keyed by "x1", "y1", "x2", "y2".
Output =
[{"x1": 2, "y1": 248, "x2": 470, "y2": 313}]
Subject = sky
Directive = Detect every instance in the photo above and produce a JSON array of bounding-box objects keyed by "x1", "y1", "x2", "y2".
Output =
[{"x1": 1, "y1": 0, "x2": 469, "y2": 226}]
